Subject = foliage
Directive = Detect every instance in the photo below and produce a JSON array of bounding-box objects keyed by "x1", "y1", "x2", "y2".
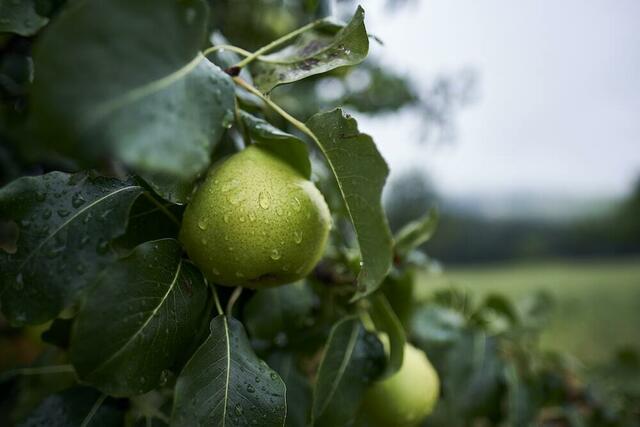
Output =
[
  {"x1": 412, "y1": 289, "x2": 640, "y2": 426},
  {"x1": 0, "y1": 1, "x2": 638, "y2": 426},
  {"x1": 426, "y1": 258, "x2": 640, "y2": 365}
]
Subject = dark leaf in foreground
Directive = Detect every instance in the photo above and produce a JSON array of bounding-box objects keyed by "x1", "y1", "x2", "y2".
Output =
[
  {"x1": 71, "y1": 239, "x2": 210, "y2": 397},
  {"x1": 172, "y1": 315, "x2": 287, "y2": 426},
  {"x1": 0, "y1": 172, "x2": 143, "y2": 325},
  {"x1": 30, "y1": 0, "x2": 234, "y2": 202}
]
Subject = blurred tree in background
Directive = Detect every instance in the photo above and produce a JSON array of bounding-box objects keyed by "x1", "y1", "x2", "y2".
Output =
[{"x1": 385, "y1": 170, "x2": 640, "y2": 264}]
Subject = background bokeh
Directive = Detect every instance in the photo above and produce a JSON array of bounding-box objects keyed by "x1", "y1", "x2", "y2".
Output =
[{"x1": 353, "y1": 0, "x2": 640, "y2": 364}]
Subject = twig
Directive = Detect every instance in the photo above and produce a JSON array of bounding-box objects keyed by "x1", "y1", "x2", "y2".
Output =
[{"x1": 226, "y1": 286, "x2": 243, "y2": 316}]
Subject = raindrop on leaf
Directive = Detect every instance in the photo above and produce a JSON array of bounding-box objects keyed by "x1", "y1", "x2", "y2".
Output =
[{"x1": 72, "y1": 193, "x2": 86, "y2": 208}]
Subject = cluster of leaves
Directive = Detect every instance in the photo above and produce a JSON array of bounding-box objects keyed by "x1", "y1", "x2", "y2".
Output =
[
  {"x1": 409, "y1": 288, "x2": 640, "y2": 427},
  {"x1": 0, "y1": 0, "x2": 412, "y2": 425},
  {"x1": 1, "y1": 1, "x2": 639, "y2": 427}
]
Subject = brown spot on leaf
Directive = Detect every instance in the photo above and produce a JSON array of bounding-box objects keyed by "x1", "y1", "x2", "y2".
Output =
[{"x1": 299, "y1": 58, "x2": 320, "y2": 71}]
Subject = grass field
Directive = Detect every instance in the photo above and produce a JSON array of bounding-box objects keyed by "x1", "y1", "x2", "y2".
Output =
[{"x1": 421, "y1": 256, "x2": 640, "y2": 364}]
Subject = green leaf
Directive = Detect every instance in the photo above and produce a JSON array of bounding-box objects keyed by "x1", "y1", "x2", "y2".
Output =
[
  {"x1": 473, "y1": 293, "x2": 519, "y2": 334},
  {"x1": 244, "y1": 281, "x2": 315, "y2": 343},
  {"x1": 394, "y1": 208, "x2": 438, "y2": 259},
  {"x1": 380, "y1": 268, "x2": 416, "y2": 329},
  {"x1": 369, "y1": 293, "x2": 406, "y2": 378},
  {"x1": 0, "y1": 0, "x2": 48, "y2": 36},
  {"x1": 0, "y1": 171, "x2": 143, "y2": 325},
  {"x1": 268, "y1": 352, "x2": 312, "y2": 427},
  {"x1": 114, "y1": 193, "x2": 181, "y2": 249},
  {"x1": 172, "y1": 315, "x2": 287, "y2": 427},
  {"x1": 306, "y1": 109, "x2": 392, "y2": 301},
  {"x1": 240, "y1": 111, "x2": 311, "y2": 178},
  {"x1": 251, "y1": 6, "x2": 368, "y2": 93},
  {"x1": 311, "y1": 316, "x2": 385, "y2": 427},
  {"x1": 441, "y1": 332, "x2": 503, "y2": 416},
  {"x1": 137, "y1": 171, "x2": 198, "y2": 205},
  {"x1": 70, "y1": 239, "x2": 210, "y2": 397},
  {"x1": 517, "y1": 290, "x2": 554, "y2": 331},
  {"x1": 17, "y1": 387, "x2": 124, "y2": 427},
  {"x1": 30, "y1": 0, "x2": 235, "y2": 200},
  {"x1": 411, "y1": 305, "x2": 466, "y2": 348},
  {"x1": 504, "y1": 363, "x2": 539, "y2": 426}
]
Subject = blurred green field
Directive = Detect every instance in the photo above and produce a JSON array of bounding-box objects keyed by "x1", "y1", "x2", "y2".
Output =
[{"x1": 421, "y1": 256, "x2": 640, "y2": 364}]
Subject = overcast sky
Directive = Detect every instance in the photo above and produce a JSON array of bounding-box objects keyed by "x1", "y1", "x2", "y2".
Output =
[{"x1": 354, "y1": 0, "x2": 640, "y2": 198}]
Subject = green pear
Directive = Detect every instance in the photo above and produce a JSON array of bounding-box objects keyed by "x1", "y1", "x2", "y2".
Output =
[
  {"x1": 361, "y1": 343, "x2": 440, "y2": 427},
  {"x1": 180, "y1": 144, "x2": 331, "y2": 287}
]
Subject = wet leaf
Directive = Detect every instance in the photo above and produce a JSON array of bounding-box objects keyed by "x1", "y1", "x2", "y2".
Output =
[
  {"x1": 306, "y1": 109, "x2": 392, "y2": 301},
  {"x1": 268, "y1": 352, "x2": 312, "y2": 427},
  {"x1": 172, "y1": 316, "x2": 287, "y2": 427},
  {"x1": 30, "y1": 0, "x2": 234, "y2": 201},
  {"x1": 244, "y1": 281, "x2": 316, "y2": 342},
  {"x1": 311, "y1": 316, "x2": 385, "y2": 426},
  {"x1": 71, "y1": 239, "x2": 210, "y2": 397},
  {"x1": 394, "y1": 208, "x2": 438, "y2": 259},
  {"x1": 240, "y1": 111, "x2": 311, "y2": 178},
  {"x1": 0, "y1": 171, "x2": 143, "y2": 325},
  {"x1": 251, "y1": 7, "x2": 368, "y2": 93},
  {"x1": 369, "y1": 293, "x2": 406, "y2": 378}
]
